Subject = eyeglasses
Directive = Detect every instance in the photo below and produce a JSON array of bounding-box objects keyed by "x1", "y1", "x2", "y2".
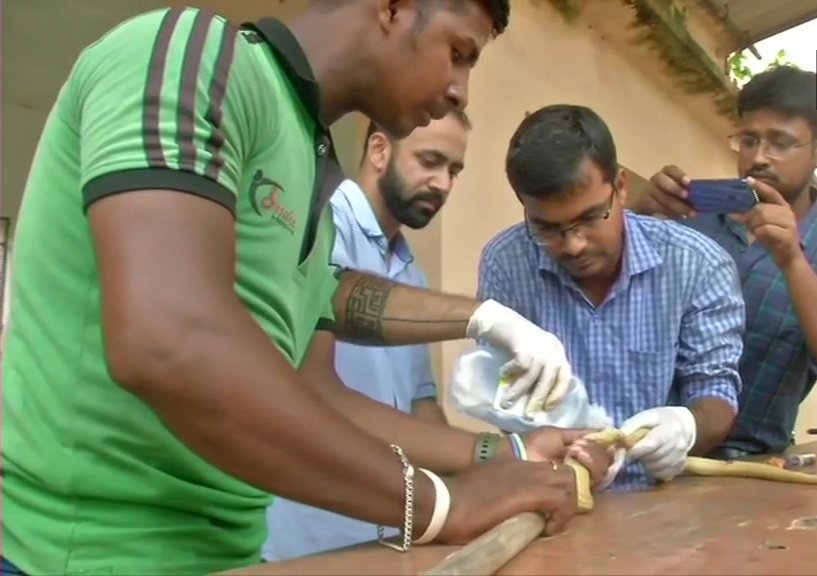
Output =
[
  {"x1": 526, "y1": 188, "x2": 616, "y2": 246},
  {"x1": 727, "y1": 133, "x2": 812, "y2": 160}
]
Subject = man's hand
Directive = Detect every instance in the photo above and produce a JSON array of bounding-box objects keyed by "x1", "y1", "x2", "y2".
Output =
[
  {"x1": 632, "y1": 165, "x2": 696, "y2": 218},
  {"x1": 619, "y1": 407, "x2": 696, "y2": 481},
  {"x1": 438, "y1": 457, "x2": 578, "y2": 543},
  {"x1": 521, "y1": 426, "x2": 599, "y2": 463},
  {"x1": 730, "y1": 177, "x2": 804, "y2": 270},
  {"x1": 566, "y1": 438, "x2": 616, "y2": 489},
  {"x1": 467, "y1": 299, "x2": 573, "y2": 416}
]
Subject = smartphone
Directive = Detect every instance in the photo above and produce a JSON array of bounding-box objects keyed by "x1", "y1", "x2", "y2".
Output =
[{"x1": 687, "y1": 178, "x2": 759, "y2": 214}]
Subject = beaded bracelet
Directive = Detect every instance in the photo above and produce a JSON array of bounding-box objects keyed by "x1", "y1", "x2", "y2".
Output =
[{"x1": 378, "y1": 444, "x2": 415, "y2": 552}]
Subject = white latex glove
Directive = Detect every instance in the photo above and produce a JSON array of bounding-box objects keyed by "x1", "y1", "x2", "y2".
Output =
[
  {"x1": 466, "y1": 299, "x2": 573, "y2": 417},
  {"x1": 619, "y1": 406, "x2": 697, "y2": 481}
]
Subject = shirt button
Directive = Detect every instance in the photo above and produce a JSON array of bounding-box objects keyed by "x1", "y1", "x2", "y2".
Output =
[{"x1": 316, "y1": 137, "x2": 331, "y2": 156}]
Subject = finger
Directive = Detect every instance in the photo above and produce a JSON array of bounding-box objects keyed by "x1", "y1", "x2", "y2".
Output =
[
  {"x1": 746, "y1": 176, "x2": 786, "y2": 206},
  {"x1": 651, "y1": 461, "x2": 684, "y2": 481},
  {"x1": 569, "y1": 448, "x2": 602, "y2": 477},
  {"x1": 567, "y1": 438, "x2": 593, "y2": 452},
  {"x1": 524, "y1": 361, "x2": 559, "y2": 416},
  {"x1": 650, "y1": 185, "x2": 695, "y2": 218},
  {"x1": 619, "y1": 413, "x2": 659, "y2": 437},
  {"x1": 627, "y1": 434, "x2": 663, "y2": 460},
  {"x1": 561, "y1": 428, "x2": 600, "y2": 445},
  {"x1": 640, "y1": 439, "x2": 675, "y2": 464},
  {"x1": 596, "y1": 447, "x2": 626, "y2": 491},
  {"x1": 751, "y1": 206, "x2": 795, "y2": 230},
  {"x1": 649, "y1": 167, "x2": 695, "y2": 217},
  {"x1": 541, "y1": 489, "x2": 574, "y2": 536},
  {"x1": 541, "y1": 365, "x2": 573, "y2": 412},
  {"x1": 754, "y1": 223, "x2": 792, "y2": 239},
  {"x1": 659, "y1": 164, "x2": 692, "y2": 188},
  {"x1": 498, "y1": 359, "x2": 536, "y2": 407},
  {"x1": 566, "y1": 444, "x2": 590, "y2": 461}
]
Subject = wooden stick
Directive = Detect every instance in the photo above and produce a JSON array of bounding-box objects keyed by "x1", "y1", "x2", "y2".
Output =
[{"x1": 420, "y1": 512, "x2": 545, "y2": 576}]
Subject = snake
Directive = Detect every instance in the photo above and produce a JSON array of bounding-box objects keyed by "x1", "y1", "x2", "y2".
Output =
[
  {"x1": 564, "y1": 426, "x2": 817, "y2": 513},
  {"x1": 422, "y1": 426, "x2": 817, "y2": 576}
]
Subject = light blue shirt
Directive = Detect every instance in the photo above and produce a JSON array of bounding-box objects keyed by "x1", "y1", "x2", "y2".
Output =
[
  {"x1": 263, "y1": 179, "x2": 437, "y2": 561},
  {"x1": 478, "y1": 212, "x2": 745, "y2": 490}
]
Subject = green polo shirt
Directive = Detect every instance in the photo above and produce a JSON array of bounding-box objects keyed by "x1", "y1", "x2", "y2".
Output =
[{"x1": 2, "y1": 9, "x2": 342, "y2": 575}]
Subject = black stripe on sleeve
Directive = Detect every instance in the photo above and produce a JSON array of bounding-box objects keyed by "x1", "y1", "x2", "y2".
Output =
[
  {"x1": 143, "y1": 8, "x2": 183, "y2": 167},
  {"x1": 83, "y1": 168, "x2": 236, "y2": 214},
  {"x1": 203, "y1": 21, "x2": 239, "y2": 182},
  {"x1": 177, "y1": 10, "x2": 216, "y2": 173},
  {"x1": 85, "y1": 10, "x2": 241, "y2": 214}
]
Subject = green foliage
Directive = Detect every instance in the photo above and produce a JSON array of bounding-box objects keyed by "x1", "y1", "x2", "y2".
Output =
[
  {"x1": 729, "y1": 48, "x2": 798, "y2": 87},
  {"x1": 549, "y1": 0, "x2": 581, "y2": 23}
]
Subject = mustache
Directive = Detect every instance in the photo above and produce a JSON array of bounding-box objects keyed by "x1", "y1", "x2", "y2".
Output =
[
  {"x1": 747, "y1": 170, "x2": 778, "y2": 182},
  {"x1": 411, "y1": 191, "x2": 444, "y2": 208},
  {"x1": 558, "y1": 250, "x2": 603, "y2": 265}
]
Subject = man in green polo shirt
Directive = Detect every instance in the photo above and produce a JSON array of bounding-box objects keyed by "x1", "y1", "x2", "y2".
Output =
[{"x1": 2, "y1": 3, "x2": 593, "y2": 575}]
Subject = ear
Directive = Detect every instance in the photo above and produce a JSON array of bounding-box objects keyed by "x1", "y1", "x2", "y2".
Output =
[
  {"x1": 375, "y1": 0, "x2": 414, "y2": 32},
  {"x1": 615, "y1": 167, "x2": 629, "y2": 206},
  {"x1": 367, "y1": 132, "x2": 393, "y2": 173}
]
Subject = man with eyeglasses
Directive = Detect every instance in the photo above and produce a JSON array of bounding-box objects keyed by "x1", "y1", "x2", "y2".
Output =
[
  {"x1": 632, "y1": 65, "x2": 817, "y2": 460},
  {"x1": 478, "y1": 104, "x2": 745, "y2": 490}
]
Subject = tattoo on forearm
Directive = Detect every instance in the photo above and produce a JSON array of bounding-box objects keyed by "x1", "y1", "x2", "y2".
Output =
[{"x1": 344, "y1": 275, "x2": 395, "y2": 341}]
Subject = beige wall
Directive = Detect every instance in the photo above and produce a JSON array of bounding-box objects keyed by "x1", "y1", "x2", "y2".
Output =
[
  {"x1": 401, "y1": 0, "x2": 817, "y2": 436},
  {"x1": 2, "y1": 0, "x2": 815, "y2": 440}
]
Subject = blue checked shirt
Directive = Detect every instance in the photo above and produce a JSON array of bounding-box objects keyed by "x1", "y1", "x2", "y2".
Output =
[
  {"x1": 264, "y1": 180, "x2": 437, "y2": 561},
  {"x1": 683, "y1": 197, "x2": 817, "y2": 457},
  {"x1": 478, "y1": 212, "x2": 745, "y2": 490}
]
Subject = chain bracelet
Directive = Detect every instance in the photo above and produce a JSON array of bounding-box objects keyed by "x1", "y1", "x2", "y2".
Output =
[{"x1": 378, "y1": 444, "x2": 415, "y2": 552}]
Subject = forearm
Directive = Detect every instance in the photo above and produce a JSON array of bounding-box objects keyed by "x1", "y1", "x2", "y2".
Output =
[
  {"x1": 331, "y1": 270, "x2": 479, "y2": 345},
  {"x1": 688, "y1": 397, "x2": 736, "y2": 455},
  {"x1": 306, "y1": 366, "x2": 480, "y2": 474},
  {"x1": 120, "y1": 302, "x2": 434, "y2": 529},
  {"x1": 782, "y1": 254, "x2": 817, "y2": 362},
  {"x1": 412, "y1": 398, "x2": 449, "y2": 425}
]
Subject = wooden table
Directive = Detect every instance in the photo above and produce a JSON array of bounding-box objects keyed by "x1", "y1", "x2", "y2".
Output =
[{"x1": 225, "y1": 441, "x2": 817, "y2": 576}]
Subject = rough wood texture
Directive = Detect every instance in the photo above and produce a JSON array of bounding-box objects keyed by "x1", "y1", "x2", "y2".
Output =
[
  {"x1": 222, "y1": 442, "x2": 817, "y2": 576},
  {"x1": 420, "y1": 512, "x2": 545, "y2": 576}
]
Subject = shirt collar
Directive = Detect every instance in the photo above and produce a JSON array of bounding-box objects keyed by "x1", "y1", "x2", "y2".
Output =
[
  {"x1": 242, "y1": 17, "x2": 345, "y2": 252},
  {"x1": 244, "y1": 18, "x2": 326, "y2": 132},
  {"x1": 536, "y1": 211, "x2": 662, "y2": 280},
  {"x1": 337, "y1": 180, "x2": 414, "y2": 263}
]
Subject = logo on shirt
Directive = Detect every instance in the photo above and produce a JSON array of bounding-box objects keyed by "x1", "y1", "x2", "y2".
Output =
[{"x1": 249, "y1": 170, "x2": 297, "y2": 233}]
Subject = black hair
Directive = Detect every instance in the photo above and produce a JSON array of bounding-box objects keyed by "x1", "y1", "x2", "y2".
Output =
[
  {"x1": 360, "y1": 108, "x2": 472, "y2": 164},
  {"x1": 505, "y1": 104, "x2": 619, "y2": 200},
  {"x1": 472, "y1": 0, "x2": 510, "y2": 36},
  {"x1": 738, "y1": 65, "x2": 817, "y2": 136},
  {"x1": 418, "y1": 0, "x2": 510, "y2": 37}
]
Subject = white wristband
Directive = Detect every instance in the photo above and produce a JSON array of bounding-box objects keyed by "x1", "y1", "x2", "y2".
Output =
[{"x1": 413, "y1": 468, "x2": 451, "y2": 545}]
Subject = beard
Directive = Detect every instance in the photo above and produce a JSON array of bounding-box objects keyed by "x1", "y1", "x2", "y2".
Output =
[{"x1": 377, "y1": 158, "x2": 444, "y2": 230}]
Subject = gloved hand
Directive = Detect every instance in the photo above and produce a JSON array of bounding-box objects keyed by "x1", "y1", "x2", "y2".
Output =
[
  {"x1": 466, "y1": 299, "x2": 573, "y2": 417},
  {"x1": 619, "y1": 406, "x2": 697, "y2": 481}
]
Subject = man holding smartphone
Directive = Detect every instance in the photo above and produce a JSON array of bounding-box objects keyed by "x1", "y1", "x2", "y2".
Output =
[{"x1": 631, "y1": 65, "x2": 817, "y2": 459}]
